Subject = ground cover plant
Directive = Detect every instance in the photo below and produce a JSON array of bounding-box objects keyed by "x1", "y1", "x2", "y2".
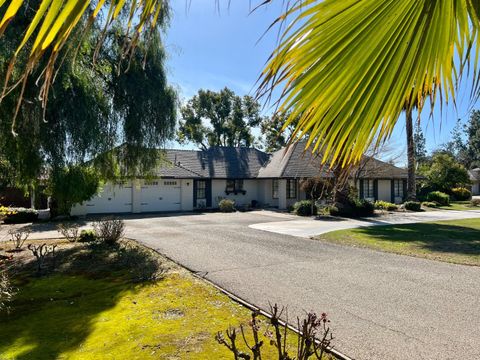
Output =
[
  {"x1": 316, "y1": 218, "x2": 480, "y2": 266},
  {"x1": 0, "y1": 235, "x2": 332, "y2": 359}
]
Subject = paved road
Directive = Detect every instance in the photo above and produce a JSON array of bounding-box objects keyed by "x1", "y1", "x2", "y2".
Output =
[
  {"x1": 250, "y1": 208, "x2": 480, "y2": 237},
  {"x1": 2, "y1": 211, "x2": 480, "y2": 359}
]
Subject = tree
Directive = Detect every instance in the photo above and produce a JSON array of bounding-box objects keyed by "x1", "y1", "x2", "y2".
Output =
[
  {"x1": 413, "y1": 122, "x2": 427, "y2": 165},
  {"x1": 178, "y1": 88, "x2": 262, "y2": 149},
  {"x1": 260, "y1": 112, "x2": 299, "y2": 153},
  {"x1": 443, "y1": 119, "x2": 468, "y2": 166},
  {"x1": 0, "y1": 4, "x2": 177, "y2": 197},
  {"x1": 47, "y1": 165, "x2": 99, "y2": 216},
  {"x1": 465, "y1": 110, "x2": 480, "y2": 169},
  {"x1": 300, "y1": 177, "x2": 332, "y2": 214},
  {"x1": 258, "y1": 1, "x2": 479, "y2": 188},
  {"x1": 420, "y1": 153, "x2": 470, "y2": 194}
]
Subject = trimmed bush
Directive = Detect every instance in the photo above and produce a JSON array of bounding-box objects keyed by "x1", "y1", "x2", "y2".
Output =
[
  {"x1": 404, "y1": 201, "x2": 422, "y2": 211},
  {"x1": 421, "y1": 201, "x2": 438, "y2": 208},
  {"x1": 1, "y1": 207, "x2": 38, "y2": 224},
  {"x1": 329, "y1": 199, "x2": 374, "y2": 218},
  {"x1": 451, "y1": 187, "x2": 472, "y2": 201},
  {"x1": 293, "y1": 200, "x2": 318, "y2": 216},
  {"x1": 374, "y1": 200, "x2": 398, "y2": 211},
  {"x1": 426, "y1": 191, "x2": 450, "y2": 206},
  {"x1": 79, "y1": 229, "x2": 97, "y2": 243},
  {"x1": 219, "y1": 199, "x2": 235, "y2": 213},
  {"x1": 94, "y1": 218, "x2": 125, "y2": 245}
]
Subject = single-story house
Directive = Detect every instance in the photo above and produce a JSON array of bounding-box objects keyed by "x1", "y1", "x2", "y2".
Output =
[
  {"x1": 71, "y1": 142, "x2": 408, "y2": 216},
  {"x1": 469, "y1": 168, "x2": 480, "y2": 195}
]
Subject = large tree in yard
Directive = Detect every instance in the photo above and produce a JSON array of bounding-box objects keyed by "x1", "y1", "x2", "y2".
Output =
[
  {"x1": 258, "y1": 0, "x2": 480, "y2": 204},
  {"x1": 178, "y1": 88, "x2": 262, "y2": 149}
]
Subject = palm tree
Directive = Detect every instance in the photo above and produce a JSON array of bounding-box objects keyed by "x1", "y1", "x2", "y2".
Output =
[{"x1": 257, "y1": 0, "x2": 479, "y2": 201}]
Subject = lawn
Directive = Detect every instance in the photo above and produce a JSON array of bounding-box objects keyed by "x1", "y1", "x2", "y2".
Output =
[
  {"x1": 316, "y1": 218, "x2": 480, "y2": 266},
  {"x1": 0, "y1": 238, "x2": 310, "y2": 360},
  {"x1": 432, "y1": 201, "x2": 480, "y2": 211}
]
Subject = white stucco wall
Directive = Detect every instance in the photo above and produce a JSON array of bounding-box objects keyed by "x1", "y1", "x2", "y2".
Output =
[
  {"x1": 211, "y1": 179, "x2": 260, "y2": 208},
  {"x1": 377, "y1": 180, "x2": 391, "y2": 202},
  {"x1": 180, "y1": 179, "x2": 194, "y2": 211},
  {"x1": 257, "y1": 179, "x2": 279, "y2": 208}
]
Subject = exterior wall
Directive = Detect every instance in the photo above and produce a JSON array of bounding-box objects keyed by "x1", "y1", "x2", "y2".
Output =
[
  {"x1": 377, "y1": 180, "x2": 391, "y2": 202},
  {"x1": 257, "y1": 179, "x2": 279, "y2": 208},
  {"x1": 211, "y1": 179, "x2": 259, "y2": 208},
  {"x1": 278, "y1": 179, "x2": 287, "y2": 209},
  {"x1": 180, "y1": 179, "x2": 194, "y2": 211}
]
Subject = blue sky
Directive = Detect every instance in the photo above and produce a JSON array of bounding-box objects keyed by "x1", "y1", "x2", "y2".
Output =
[{"x1": 164, "y1": 1, "x2": 479, "y2": 164}]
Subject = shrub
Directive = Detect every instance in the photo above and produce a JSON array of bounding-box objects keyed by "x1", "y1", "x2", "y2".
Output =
[
  {"x1": 330, "y1": 199, "x2": 374, "y2": 218},
  {"x1": 293, "y1": 200, "x2": 318, "y2": 216},
  {"x1": 470, "y1": 198, "x2": 480, "y2": 207},
  {"x1": 219, "y1": 199, "x2": 235, "y2": 213},
  {"x1": 451, "y1": 187, "x2": 472, "y2": 201},
  {"x1": 8, "y1": 227, "x2": 30, "y2": 250},
  {"x1": 57, "y1": 223, "x2": 80, "y2": 242},
  {"x1": 374, "y1": 200, "x2": 398, "y2": 211},
  {"x1": 1, "y1": 207, "x2": 38, "y2": 224},
  {"x1": 94, "y1": 218, "x2": 125, "y2": 245},
  {"x1": 421, "y1": 201, "x2": 438, "y2": 208},
  {"x1": 79, "y1": 229, "x2": 97, "y2": 243},
  {"x1": 0, "y1": 269, "x2": 16, "y2": 312},
  {"x1": 426, "y1": 191, "x2": 450, "y2": 206},
  {"x1": 404, "y1": 201, "x2": 422, "y2": 211}
]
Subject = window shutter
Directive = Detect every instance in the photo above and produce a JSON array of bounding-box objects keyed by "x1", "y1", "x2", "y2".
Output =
[
  {"x1": 391, "y1": 180, "x2": 395, "y2": 203},
  {"x1": 206, "y1": 180, "x2": 212, "y2": 207},
  {"x1": 359, "y1": 179, "x2": 364, "y2": 199},
  {"x1": 402, "y1": 180, "x2": 407, "y2": 201},
  {"x1": 374, "y1": 180, "x2": 378, "y2": 201}
]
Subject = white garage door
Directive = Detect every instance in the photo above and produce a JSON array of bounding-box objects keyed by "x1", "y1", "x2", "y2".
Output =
[
  {"x1": 85, "y1": 183, "x2": 133, "y2": 214},
  {"x1": 140, "y1": 180, "x2": 181, "y2": 212}
]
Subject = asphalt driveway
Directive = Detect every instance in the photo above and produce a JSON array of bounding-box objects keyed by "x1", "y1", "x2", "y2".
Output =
[{"x1": 2, "y1": 210, "x2": 480, "y2": 359}]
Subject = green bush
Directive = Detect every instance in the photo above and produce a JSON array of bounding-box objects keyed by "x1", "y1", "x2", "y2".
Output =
[
  {"x1": 1, "y1": 207, "x2": 38, "y2": 224},
  {"x1": 329, "y1": 199, "x2": 374, "y2": 218},
  {"x1": 421, "y1": 201, "x2": 438, "y2": 208},
  {"x1": 94, "y1": 218, "x2": 125, "y2": 245},
  {"x1": 404, "y1": 201, "x2": 422, "y2": 211},
  {"x1": 219, "y1": 199, "x2": 235, "y2": 213},
  {"x1": 374, "y1": 200, "x2": 398, "y2": 211},
  {"x1": 451, "y1": 187, "x2": 472, "y2": 201},
  {"x1": 426, "y1": 191, "x2": 450, "y2": 206},
  {"x1": 293, "y1": 200, "x2": 318, "y2": 216},
  {"x1": 79, "y1": 229, "x2": 97, "y2": 243}
]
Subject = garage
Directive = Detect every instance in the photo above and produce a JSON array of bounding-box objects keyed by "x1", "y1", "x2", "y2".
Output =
[
  {"x1": 139, "y1": 180, "x2": 182, "y2": 212},
  {"x1": 84, "y1": 182, "x2": 133, "y2": 214}
]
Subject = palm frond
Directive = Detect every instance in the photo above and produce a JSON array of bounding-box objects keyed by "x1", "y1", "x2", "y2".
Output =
[{"x1": 258, "y1": 0, "x2": 480, "y2": 167}]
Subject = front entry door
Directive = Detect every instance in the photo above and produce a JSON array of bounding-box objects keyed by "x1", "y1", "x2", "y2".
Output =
[{"x1": 193, "y1": 179, "x2": 212, "y2": 208}]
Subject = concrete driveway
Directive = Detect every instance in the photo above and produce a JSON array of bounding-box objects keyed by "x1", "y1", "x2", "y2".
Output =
[{"x1": 2, "y1": 210, "x2": 480, "y2": 359}]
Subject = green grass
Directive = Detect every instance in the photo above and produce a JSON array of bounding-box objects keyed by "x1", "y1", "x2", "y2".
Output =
[
  {"x1": 429, "y1": 201, "x2": 480, "y2": 211},
  {"x1": 0, "y1": 240, "x2": 302, "y2": 360},
  {"x1": 316, "y1": 218, "x2": 480, "y2": 266}
]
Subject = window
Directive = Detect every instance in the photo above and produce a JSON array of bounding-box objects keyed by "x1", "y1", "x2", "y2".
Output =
[
  {"x1": 272, "y1": 179, "x2": 279, "y2": 199},
  {"x1": 196, "y1": 180, "x2": 206, "y2": 199},
  {"x1": 225, "y1": 179, "x2": 245, "y2": 195},
  {"x1": 363, "y1": 179, "x2": 374, "y2": 198},
  {"x1": 286, "y1": 179, "x2": 297, "y2": 199},
  {"x1": 144, "y1": 181, "x2": 158, "y2": 186},
  {"x1": 164, "y1": 181, "x2": 177, "y2": 186},
  {"x1": 394, "y1": 179, "x2": 403, "y2": 197}
]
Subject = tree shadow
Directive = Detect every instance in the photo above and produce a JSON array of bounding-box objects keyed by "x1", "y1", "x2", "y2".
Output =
[
  {"x1": 354, "y1": 223, "x2": 480, "y2": 256},
  {"x1": 0, "y1": 241, "x2": 166, "y2": 359}
]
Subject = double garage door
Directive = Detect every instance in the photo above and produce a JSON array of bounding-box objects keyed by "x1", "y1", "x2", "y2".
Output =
[{"x1": 84, "y1": 180, "x2": 181, "y2": 214}]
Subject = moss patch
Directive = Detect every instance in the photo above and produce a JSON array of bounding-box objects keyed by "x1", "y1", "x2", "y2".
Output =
[
  {"x1": 316, "y1": 218, "x2": 480, "y2": 266},
  {"x1": 0, "y1": 240, "x2": 304, "y2": 359}
]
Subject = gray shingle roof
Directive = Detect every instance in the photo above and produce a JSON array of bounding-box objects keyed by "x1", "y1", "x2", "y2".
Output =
[
  {"x1": 156, "y1": 147, "x2": 270, "y2": 179},
  {"x1": 258, "y1": 141, "x2": 408, "y2": 179}
]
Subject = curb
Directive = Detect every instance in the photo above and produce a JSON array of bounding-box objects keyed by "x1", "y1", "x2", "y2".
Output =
[{"x1": 130, "y1": 239, "x2": 354, "y2": 360}]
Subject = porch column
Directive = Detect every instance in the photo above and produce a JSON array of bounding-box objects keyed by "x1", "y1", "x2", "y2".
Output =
[
  {"x1": 278, "y1": 179, "x2": 287, "y2": 210},
  {"x1": 132, "y1": 179, "x2": 142, "y2": 213}
]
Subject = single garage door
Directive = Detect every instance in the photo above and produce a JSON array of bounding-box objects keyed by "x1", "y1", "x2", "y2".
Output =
[
  {"x1": 85, "y1": 182, "x2": 133, "y2": 214},
  {"x1": 140, "y1": 180, "x2": 181, "y2": 212}
]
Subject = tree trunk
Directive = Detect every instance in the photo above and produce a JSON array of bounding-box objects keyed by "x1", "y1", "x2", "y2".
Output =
[
  {"x1": 406, "y1": 108, "x2": 417, "y2": 200},
  {"x1": 333, "y1": 165, "x2": 352, "y2": 212}
]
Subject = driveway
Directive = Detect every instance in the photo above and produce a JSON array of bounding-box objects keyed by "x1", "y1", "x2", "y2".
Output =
[{"x1": 2, "y1": 210, "x2": 480, "y2": 359}]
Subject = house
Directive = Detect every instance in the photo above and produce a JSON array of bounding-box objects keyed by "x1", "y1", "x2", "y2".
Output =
[
  {"x1": 71, "y1": 142, "x2": 408, "y2": 216},
  {"x1": 468, "y1": 168, "x2": 480, "y2": 195}
]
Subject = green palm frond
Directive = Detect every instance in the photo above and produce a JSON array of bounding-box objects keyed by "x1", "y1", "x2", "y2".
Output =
[
  {"x1": 258, "y1": 0, "x2": 480, "y2": 167},
  {"x1": 0, "y1": 0, "x2": 166, "y2": 129}
]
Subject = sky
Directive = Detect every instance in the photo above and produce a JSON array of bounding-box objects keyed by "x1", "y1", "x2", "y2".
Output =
[{"x1": 164, "y1": 1, "x2": 479, "y2": 165}]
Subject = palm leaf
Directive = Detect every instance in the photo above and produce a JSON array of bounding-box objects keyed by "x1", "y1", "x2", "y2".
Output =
[{"x1": 258, "y1": 0, "x2": 480, "y2": 167}]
